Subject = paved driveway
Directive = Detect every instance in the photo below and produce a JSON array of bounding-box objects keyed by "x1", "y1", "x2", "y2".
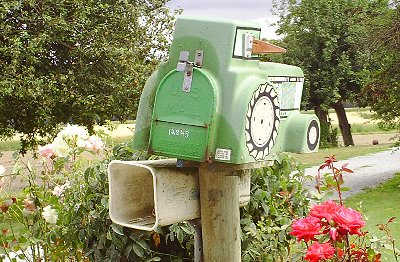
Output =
[{"x1": 303, "y1": 148, "x2": 400, "y2": 199}]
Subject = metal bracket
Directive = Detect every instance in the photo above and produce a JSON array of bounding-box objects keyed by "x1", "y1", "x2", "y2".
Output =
[
  {"x1": 176, "y1": 50, "x2": 204, "y2": 93},
  {"x1": 182, "y1": 63, "x2": 194, "y2": 93},
  {"x1": 242, "y1": 33, "x2": 254, "y2": 58},
  {"x1": 194, "y1": 50, "x2": 204, "y2": 67},
  {"x1": 179, "y1": 51, "x2": 189, "y2": 62}
]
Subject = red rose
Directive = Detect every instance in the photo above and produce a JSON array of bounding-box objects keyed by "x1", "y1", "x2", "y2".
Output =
[
  {"x1": 333, "y1": 207, "x2": 365, "y2": 235},
  {"x1": 289, "y1": 216, "x2": 322, "y2": 242},
  {"x1": 310, "y1": 200, "x2": 342, "y2": 222},
  {"x1": 304, "y1": 242, "x2": 335, "y2": 262}
]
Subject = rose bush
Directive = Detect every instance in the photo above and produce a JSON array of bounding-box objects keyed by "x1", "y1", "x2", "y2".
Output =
[
  {"x1": 0, "y1": 124, "x2": 108, "y2": 261},
  {"x1": 1, "y1": 125, "x2": 193, "y2": 261},
  {"x1": 290, "y1": 200, "x2": 371, "y2": 261},
  {"x1": 288, "y1": 156, "x2": 395, "y2": 262}
]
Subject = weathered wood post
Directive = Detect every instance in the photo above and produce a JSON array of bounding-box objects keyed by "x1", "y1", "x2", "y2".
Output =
[{"x1": 199, "y1": 164, "x2": 241, "y2": 261}]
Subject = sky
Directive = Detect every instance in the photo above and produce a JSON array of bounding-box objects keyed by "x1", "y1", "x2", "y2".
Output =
[{"x1": 165, "y1": 0, "x2": 281, "y2": 39}]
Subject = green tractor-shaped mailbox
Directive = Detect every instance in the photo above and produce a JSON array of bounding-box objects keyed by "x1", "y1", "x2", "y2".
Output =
[
  {"x1": 133, "y1": 17, "x2": 320, "y2": 164},
  {"x1": 108, "y1": 16, "x2": 320, "y2": 237}
]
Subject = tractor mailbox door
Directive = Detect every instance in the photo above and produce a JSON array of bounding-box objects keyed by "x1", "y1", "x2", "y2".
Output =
[{"x1": 149, "y1": 68, "x2": 216, "y2": 161}]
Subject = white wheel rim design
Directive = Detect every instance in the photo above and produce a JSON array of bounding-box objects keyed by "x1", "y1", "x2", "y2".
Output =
[
  {"x1": 245, "y1": 83, "x2": 280, "y2": 160},
  {"x1": 308, "y1": 126, "x2": 318, "y2": 145},
  {"x1": 250, "y1": 97, "x2": 274, "y2": 147}
]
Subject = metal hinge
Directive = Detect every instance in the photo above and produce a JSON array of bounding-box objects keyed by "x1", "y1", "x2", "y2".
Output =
[{"x1": 176, "y1": 50, "x2": 204, "y2": 93}]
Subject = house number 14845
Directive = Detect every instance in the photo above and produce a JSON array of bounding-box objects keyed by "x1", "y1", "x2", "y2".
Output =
[{"x1": 168, "y1": 128, "x2": 189, "y2": 138}]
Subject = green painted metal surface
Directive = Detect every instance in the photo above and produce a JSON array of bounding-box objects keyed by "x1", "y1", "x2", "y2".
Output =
[
  {"x1": 150, "y1": 69, "x2": 217, "y2": 161},
  {"x1": 132, "y1": 16, "x2": 320, "y2": 164}
]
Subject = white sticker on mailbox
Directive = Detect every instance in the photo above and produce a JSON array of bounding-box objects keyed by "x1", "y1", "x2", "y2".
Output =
[{"x1": 215, "y1": 148, "x2": 231, "y2": 161}]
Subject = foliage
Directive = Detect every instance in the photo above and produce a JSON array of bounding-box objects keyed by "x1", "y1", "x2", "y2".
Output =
[
  {"x1": 64, "y1": 144, "x2": 195, "y2": 261},
  {"x1": 0, "y1": 126, "x2": 195, "y2": 261},
  {"x1": 241, "y1": 154, "x2": 311, "y2": 261},
  {"x1": 362, "y1": 2, "x2": 400, "y2": 132},
  {"x1": 0, "y1": 0, "x2": 176, "y2": 152},
  {"x1": 275, "y1": 0, "x2": 386, "y2": 109},
  {"x1": 345, "y1": 173, "x2": 400, "y2": 260},
  {"x1": 0, "y1": 124, "x2": 110, "y2": 260},
  {"x1": 319, "y1": 122, "x2": 338, "y2": 149},
  {"x1": 2, "y1": 126, "x2": 398, "y2": 261}
]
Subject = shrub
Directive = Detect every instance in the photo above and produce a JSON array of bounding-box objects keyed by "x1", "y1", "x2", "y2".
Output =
[
  {"x1": 241, "y1": 154, "x2": 311, "y2": 261},
  {"x1": 0, "y1": 131, "x2": 193, "y2": 261},
  {"x1": 1, "y1": 127, "x2": 311, "y2": 261},
  {"x1": 319, "y1": 121, "x2": 339, "y2": 148}
]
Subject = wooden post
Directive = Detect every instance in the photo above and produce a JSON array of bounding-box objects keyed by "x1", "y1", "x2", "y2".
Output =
[{"x1": 199, "y1": 163, "x2": 241, "y2": 262}]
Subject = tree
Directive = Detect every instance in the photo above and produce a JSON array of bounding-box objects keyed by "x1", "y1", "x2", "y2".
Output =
[
  {"x1": 273, "y1": 0, "x2": 388, "y2": 146},
  {"x1": 362, "y1": 2, "x2": 400, "y2": 130},
  {"x1": 0, "y1": 0, "x2": 176, "y2": 151}
]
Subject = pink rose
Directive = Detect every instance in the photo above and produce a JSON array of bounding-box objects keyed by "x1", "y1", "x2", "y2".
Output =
[
  {"x1": 329, "y1": 227, "x2": 338, "y2": 241},
  {"x1": 289, "y1": 216, "x2": 322, "y2": 242},
  {"x1": 333, "y1": 207, "x2": 365, "y2": 235},
  {"x1": 38, "y1": 144, "x2": 56, "y2": 158},
  {"x1": 85, "y1": 135, "x2": 104, "y2": 152},
  {"x1": 52, "y1": 180, "x2": 71, "y2": 197},
  {"x1": 23, "y1": 198, "x2": 36, "y2": 212},
  {"x1": 310, "y1": 200, "x2": 342, "y2": 222},
  {"x1": 304, "y1": 242, "x2": 335, "y2": 262},
  {"x1": 0, "y1": 199, "x2": 14, "y2": 213}
]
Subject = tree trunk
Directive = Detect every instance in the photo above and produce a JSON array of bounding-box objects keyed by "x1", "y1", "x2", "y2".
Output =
[
  {"x1": 314, "y1": 105, "x2": 338, "y2": 147},
  {"x1": 314, "y1": 105, "x2": 329, "y2": 125},
  {"x1": 332, "y1": 101, "x2": 354, "y2": 146}
]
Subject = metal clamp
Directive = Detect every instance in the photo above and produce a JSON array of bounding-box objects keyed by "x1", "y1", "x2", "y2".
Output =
[
  {"x1": 176, "y1": 50, "x2": 204, "y2": 93},
  {"x1": 182, "y1": 63, "x2": 194, "y2": 93}
]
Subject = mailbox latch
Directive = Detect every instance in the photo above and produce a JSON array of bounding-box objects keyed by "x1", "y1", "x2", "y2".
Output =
[{"x1": 176, "y1": 50, "x2": 203, "y2": 93}]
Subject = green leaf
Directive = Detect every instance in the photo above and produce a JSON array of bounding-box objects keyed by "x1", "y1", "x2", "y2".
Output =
[
  {"x1": 177, "y1": 229, "x2": 184, "y2": 243},
  {"x1": 132, "y1": 243, "x2": 145, "y2": 258},
  {"x1": 111, "y1": 224, "x2": 124, "y2": 236},
  {"x1": 145, "y1": 257, "x2": 161, "y2": 262},
  {"x1": 124, "y1": 245, "x2": 133, "y2": 258},
  {"x1": 135, "y1": 239, "x2": 148, "y2": 250},
  {"x1": 181, "y1": 224, "x2": 193, "y2": 234}
]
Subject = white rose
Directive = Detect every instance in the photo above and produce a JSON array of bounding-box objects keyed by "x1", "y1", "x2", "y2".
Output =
[
  {"x1": 52, "y1": 136, "x2": 71, "y2": 157},
  {"x1": 42, "y1": 205, "x2": 58, "y2": 224},
  {"x1": 59, "y1": 124, "x2": 89, "y2": 140}
]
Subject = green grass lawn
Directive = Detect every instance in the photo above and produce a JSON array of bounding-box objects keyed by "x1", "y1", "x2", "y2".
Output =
[
  {"x1": 345, "y1": 174, "x2": 400, "y2": 261},
  {"x1": 290, "y1": 144, "x2": 392, "y2": 168},
  {"x1": 0, "y1": 140, "x2": 21, "y2": 152},
  {"x1": 345, "y1": 123, "x2": 396, "y2": 134}
]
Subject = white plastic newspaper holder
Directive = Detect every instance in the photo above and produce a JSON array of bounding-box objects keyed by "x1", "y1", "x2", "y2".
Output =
[
  {"x1": 108, "y1": 159, "x2": 251, "y2": 231},
  {"x1": 108, "y1": 159, "x2": 200, "y2": 231}
]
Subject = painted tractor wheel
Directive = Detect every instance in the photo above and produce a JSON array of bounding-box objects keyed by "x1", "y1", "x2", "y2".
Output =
[
  {"x1": 307, "y1": 119, "x2": 320, "y2": 151},
  {"x1": 245, "y1": 82, "x2": 280, "y2": 160}
]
